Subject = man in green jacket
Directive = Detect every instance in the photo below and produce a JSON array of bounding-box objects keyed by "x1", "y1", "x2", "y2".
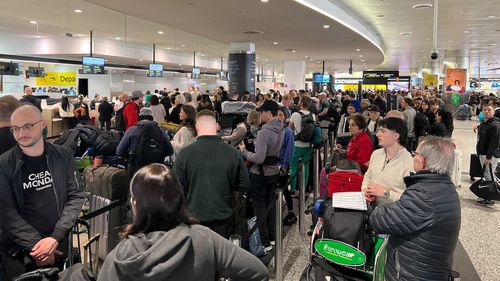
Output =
[{"x1": 173, "y1": 110, "x2": 249, "y2": 238}]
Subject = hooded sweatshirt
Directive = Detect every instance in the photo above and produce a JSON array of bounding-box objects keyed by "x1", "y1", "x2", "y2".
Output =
[
  {"x1": 97, "y1": 224, "x2": 269, "y2": 281},
  {"x1": 241, "y1": 117, "x2": 284, "y2": 176}
]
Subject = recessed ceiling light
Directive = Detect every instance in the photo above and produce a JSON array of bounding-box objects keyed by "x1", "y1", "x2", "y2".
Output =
[
  {"x1": 115, "y1": 37, "x2": 121, "y2": 40},
  {"x1": 304, "y1": 56, "x2": 309, "y2": 59},
  {"x1": 356, "y1": 49, "x2": 361, "y2": 52},
  {"x1": 359, "y1": 55, "x2": 363, "y2": 58},
  {"x1": 323, "y1": 25, "x2": 330, "y2": 29},
  {"x1": 139, "y1": 59, "x2": 143, "y2": 61},
  {"x1": 157, "y1": 31, "x2": 164, "y2": 35},
  {"x1": 167, "y1": 47, "x2": 171, "y2": 50},
  {"x1": 400, "y1": 32, "x2": 413, "y2": 36},
  {"x1": 317, "y1": 61, "x2": 322, "y2": 64},
  {"x1": 488, "y1": 15, "x2": 496, "y2": 18},
  {"x1": 361, "y1": 59, "x2": 365, "y2": 62},
  {"x1": 178, "y1": 64, "x2": 182, "y2": 66},
  {"x1": 35, "y1": 35, "x2": 41, "y2": 38},
  {"x1": 292, "y1": 49, "x2": 296, "y2": 53},
  {"x1": 426, "y1": 38, "x2": 430, "y2": 40},
  {"x1": 30, "y1": 20, "x2": 37, "y2": 24},
  {"x1": 463, "y1": 30, "x2": 470, "y2": 33},
  {"x1": 261, "y1": 0, "x2": 269, "y2": 2},
  {"x1": 74, "y1": 9, "x2": 82, "y2": 13},
  {"x1": 412, "y1": 4, "x2": 433, "y2": 9},
  {"x1": 488, "y1": 43, "x2": 497, "y2": 46},
  {"x1": 273, "y1": 42, "x2": 279, "y2": 45},
  {"x1": 181, "y1": 44, "x2": 186, "y2": 47}
]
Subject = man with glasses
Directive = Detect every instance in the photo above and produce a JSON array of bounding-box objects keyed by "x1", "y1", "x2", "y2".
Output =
[{"x1": 0, "y1": 105, "x2": 84, "y2": 279}]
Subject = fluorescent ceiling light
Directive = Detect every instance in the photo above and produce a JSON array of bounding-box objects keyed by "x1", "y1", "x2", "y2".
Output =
[
  {"x1": 400, "y1": 32, "x2": 413, "y2": 36},
  {"x1": 157, "y1": 31, "x2": 164, "y2": 35},
  {"x1": 292, "y1": 49, "x2": 296, "y2": 52},
  {"x1": 74, "y1": 9, "x2": 82, "y2": 13},
  {"x1": 323, "y1": 25, "x2": 330, "y2": 29},
  {"x1": 488, "y1": 43, "x2": 497, "y2": 46},
  {"x1": 30, "y1": 21, "x2": 37, "y2": 24},
  {"x1": 273, "y1": 42, "x2": 279, "y2": 45},
  {"x1": 412, "y1": 4, "x2": 433, "y2": 9},
  {"x1": 261, "y1": 0, "x2": 269, "y2": 2},
  {"x1": 181, "y1": 44, "x2": 186, "y2": 47},
  {"x1": 356, "y1": 48, "x2": 361, "y2": 51},
  {"x1": 488, "y1": 15, "x2": 496, "y2": 18},
  {"x1": 463, "y1": 30, "x2": 470, "y2": 33},
  {"x1": 115, "y1": 37, "x2": 121, "y2": 40}
]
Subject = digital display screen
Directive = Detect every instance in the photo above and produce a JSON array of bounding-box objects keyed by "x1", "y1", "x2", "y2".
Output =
[
  {"x1": 191, "y1": 68, "x2": 201, "y2": 79},
  {"x1": 82, "y1": 57, "x2": 105, "y2": 74},
  {"x1": 313, "y1": 74, "x2": 331, "y2": 83},
  {"x1": 148, "y1": 64, "x2": 163, "y2": 77}
]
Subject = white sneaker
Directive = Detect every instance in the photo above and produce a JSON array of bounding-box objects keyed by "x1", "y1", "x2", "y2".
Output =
[
  {"x1": 270, "y1": 240, "x2": 276, "y2": 246},
  {"x1": 264, "y1": 245, "x2": 273, "y2": 252}
]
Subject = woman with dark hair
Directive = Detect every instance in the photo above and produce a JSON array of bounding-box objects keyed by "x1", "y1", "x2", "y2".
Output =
[
  {"x1": 336, "y1": 113, "x2": 373, "y2": 172},
  {"x1": 221, "y1": 115, "x2": 247, "y2": 146},
  {"x1": 55, "y1": 95, "x2": 76, "y2": 129},
  {"x1": 149, "y1": 95, "x2": 166, "y2": 124},
  {"x1": 171, "y1": 104, "x2": 197, "y2": 154},
  {"x1": 428, "y1": 109, "x2": 454, "y2": 138},
  {"x1": 213, "y1": 93, "x2": 222, "y2": 116},
  {"x1": 363, "y1": 118, "x2": 414, "y2": 206},
  {"x1": 197, "y1": 94, "x2": 214, "y2": 112},
  {"x1": 97, "y1": 164, "x2": 269, "y2": 281},
  {"x1": 420, "y1": 99, "x2": 436, "y2": 126}
]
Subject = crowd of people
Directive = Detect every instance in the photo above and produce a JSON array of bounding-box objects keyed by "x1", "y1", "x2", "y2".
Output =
[{"x1": 0, "y1": 84, "x2": 499, "y2": 281}]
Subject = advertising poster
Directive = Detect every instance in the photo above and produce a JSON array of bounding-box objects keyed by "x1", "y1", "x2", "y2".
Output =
[
  {"x1": 445, "y1": 69, "x2": 466, "y2": 94},
  {"x1": 423, "y1": 74, "x2": 438, "y2": 90}
]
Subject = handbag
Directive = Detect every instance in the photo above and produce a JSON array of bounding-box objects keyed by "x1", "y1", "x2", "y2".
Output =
[{"x1": 469, "y1": 164, "x2": 500, "y2": 201}]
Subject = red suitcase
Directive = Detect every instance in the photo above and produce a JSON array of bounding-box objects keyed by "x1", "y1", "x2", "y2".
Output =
[{"x1": 327, "y1": 171, "x2": 364, "y2": 197}]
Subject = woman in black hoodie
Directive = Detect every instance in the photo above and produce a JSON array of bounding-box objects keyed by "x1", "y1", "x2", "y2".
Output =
[{"x1": 98, "y1": 164, "x2": 269, "y2": 281}]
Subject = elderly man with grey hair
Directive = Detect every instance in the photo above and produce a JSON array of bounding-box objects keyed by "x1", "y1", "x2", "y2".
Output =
[{"x1": 369, "y1": 136, "x2": 461, "y2": 281}]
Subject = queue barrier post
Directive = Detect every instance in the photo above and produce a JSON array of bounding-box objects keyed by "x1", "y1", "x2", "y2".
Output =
[
  {"x1": 275, "y1": 189, "x2": 284, "y2": 281},
  {"x1": 298, "y1": 163, "x2": 306, "y2": 235},
  {"x1": 313, "y1": 148, "x2": 320, "y2": 202}
]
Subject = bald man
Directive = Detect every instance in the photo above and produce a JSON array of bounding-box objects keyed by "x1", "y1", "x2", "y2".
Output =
[
  {"x1": 385, "y1": 110, "x2": 404, "y2": 120},
  {"x1": 173, "y1": 110, "x2": 249, "y2": 238},
  {"x1": 0, "y1": 105, "x2": 84, "y2": 278}
]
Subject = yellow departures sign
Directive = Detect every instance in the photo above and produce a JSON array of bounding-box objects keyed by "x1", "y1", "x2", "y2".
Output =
[{"x1": 36, "y1": 72, "x2": 77, "y2": 86}]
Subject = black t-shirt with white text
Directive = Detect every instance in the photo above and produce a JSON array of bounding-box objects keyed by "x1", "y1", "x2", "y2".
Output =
[{"x1": 21, "y1": 153, "x2": 59, "y2": 237}]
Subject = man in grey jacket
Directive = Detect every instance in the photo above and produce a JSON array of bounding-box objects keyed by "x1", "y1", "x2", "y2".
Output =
[
  {"x1": 369, "y1": 136, "x2": 461, "y2": 281},
  {"x1": 240, "y1": 100, "x2": 284, "y2": 251},
  {"x1": 0, "y1": 105, "x2": 84, "y2": 279}
]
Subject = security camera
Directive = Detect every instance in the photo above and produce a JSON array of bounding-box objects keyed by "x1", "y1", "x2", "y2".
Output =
[
  {"x1": 430, "y1": 49, "x2": 438, "y2": 60},
  {"x1": 65, "y1": 32, "x2": 73, "y2": 37}
]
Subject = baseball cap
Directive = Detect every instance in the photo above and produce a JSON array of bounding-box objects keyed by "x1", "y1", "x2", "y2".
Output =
[
  {"x1": 132, "y1": 90, "x2": 144, "y2": 99},
  {"x1": 256, "y1": 100, "x2": 279, "y2": 113},
  {"x1": 139, "y1": 107, "x2": 153, "y2": 118}
]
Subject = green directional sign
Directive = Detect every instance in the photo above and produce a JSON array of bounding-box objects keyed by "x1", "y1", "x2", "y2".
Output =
[
  {"x1": 452, "y1": 93, "x2": 460, "y2": 105},
  {"x1": 314, "y1": 239, "x2": 366, "y2": 266}
]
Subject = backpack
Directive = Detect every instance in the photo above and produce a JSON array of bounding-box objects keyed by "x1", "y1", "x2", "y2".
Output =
[
  {"x1": 321, "y1": 205, "x2": 374, "y2": 260},
  {"x1": 114, "y1": 103, "x2": 126, "y2": 131},
  {"x1": 295, "y1": 112, "x2": 316, "y2": 143},
  {"x1": 414, "y1": 112, "x2": 430, "y2": 136},
  {"x1": 134, "y1": 123, "x2": 165, "y2": 168}
]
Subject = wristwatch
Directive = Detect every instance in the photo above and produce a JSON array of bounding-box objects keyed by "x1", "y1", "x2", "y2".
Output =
[{"x1": 383, "y1": 189, "x2": 391, "y2": 199}]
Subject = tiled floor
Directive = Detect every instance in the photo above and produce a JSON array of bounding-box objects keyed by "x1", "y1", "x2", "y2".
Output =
[{"x1": 270, "y1": 119, "x2": 499, "y2": 281}]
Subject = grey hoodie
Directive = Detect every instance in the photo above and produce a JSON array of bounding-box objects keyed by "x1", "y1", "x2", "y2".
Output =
[
  {"x1": 97, "y1": 224, "x2": 269, "y2": 281},
  {"x1": 241, "y1": 117, "x2": 284, "y2": 176}
]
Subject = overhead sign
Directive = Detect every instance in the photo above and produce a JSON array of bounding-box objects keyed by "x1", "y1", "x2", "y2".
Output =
[
  {"x1": 445, "y1": 69, "x2": 466, "y2": 94},
  {"x1": 36, "y1": 72, "x2": 77, "y2": 86},
  {"x1": 363, "y1": 71, "x2": 399, "y2": 84},
  {"x1": 314, "y1": 239, "x2": 366, "y2": 266},
  {"x1": 335, "y1": 78, "x2": 362, "y2": 85}
]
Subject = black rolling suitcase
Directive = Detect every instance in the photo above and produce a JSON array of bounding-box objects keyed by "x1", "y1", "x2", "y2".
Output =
[
  {"x1": 83, "y1": 165, "x2": 130, "y2": 261},
  {"x1": 469, "y1": 154, "x2": 483, "y2": 181}
]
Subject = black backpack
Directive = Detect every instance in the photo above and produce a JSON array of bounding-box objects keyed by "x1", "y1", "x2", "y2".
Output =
[
  {"x1": 114, "y1": 103, "x2": 126, "y2": 132},
  {"x1": 295, "y1": 112, "x2": 315, "y2": 143},
  {"x1": 414, "y1": 112, "x2": 430, "y2": 136},
  {"x1": 135, "y1": 123, "x2": 165, "y2": 168}
]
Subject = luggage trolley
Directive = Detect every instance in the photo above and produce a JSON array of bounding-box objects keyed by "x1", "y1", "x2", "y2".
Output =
[{"x1": 309, "y1": 199, "x2": 388, "y2": 281}]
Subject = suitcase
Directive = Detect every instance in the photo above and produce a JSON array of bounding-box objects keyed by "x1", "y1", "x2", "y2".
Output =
[
  {"x1": 469, "y1": 154, "x2": 483, "y2": 180},
  {"x1": 451, "y1": 149, "x2": 462, "y2": 187},
  {"x1": 327, "y1": 171, "x2": 363, "y2": 197},
  {"x1": 83, "y1": 165, "x2": 130, "y2": 260}
]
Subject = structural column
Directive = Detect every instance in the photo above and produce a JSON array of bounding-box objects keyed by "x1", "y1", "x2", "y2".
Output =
[
  {"x1": 228, "y1": 43, "x2": 256, "y2": 95},
  {"x1": 284, "y1": 60, "x2": 306, "y2": 92}
]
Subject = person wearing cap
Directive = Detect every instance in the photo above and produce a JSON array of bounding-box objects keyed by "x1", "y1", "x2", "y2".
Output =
[
  {"x1": 239, "y1": 100, "x2": 284, "y2": 251},
  {"x1": 117, "y1": 107, "x2": 174, "y2": 175},
  {"x1": 367, "y1": 105, "x2": 383, "y2": 135},
  {"x1": 73, "y1": 95, "x2": 91, "y2": 125},
  {"x1": 123, "y1": 90, "x2": 144, "y2": 130}
]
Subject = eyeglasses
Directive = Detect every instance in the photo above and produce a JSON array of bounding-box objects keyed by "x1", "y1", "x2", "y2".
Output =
[
  {"x1": 411, "y1": 151, "x2": 420, "y2": 157},
  {"x1": 10, "y1": 120, "x2": 44, "y2": 134}
]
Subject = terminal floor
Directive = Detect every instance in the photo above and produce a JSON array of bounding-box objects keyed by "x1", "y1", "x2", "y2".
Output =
[{"x1": 269, "y1": 119, "x2": 499, "y2": 281}]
